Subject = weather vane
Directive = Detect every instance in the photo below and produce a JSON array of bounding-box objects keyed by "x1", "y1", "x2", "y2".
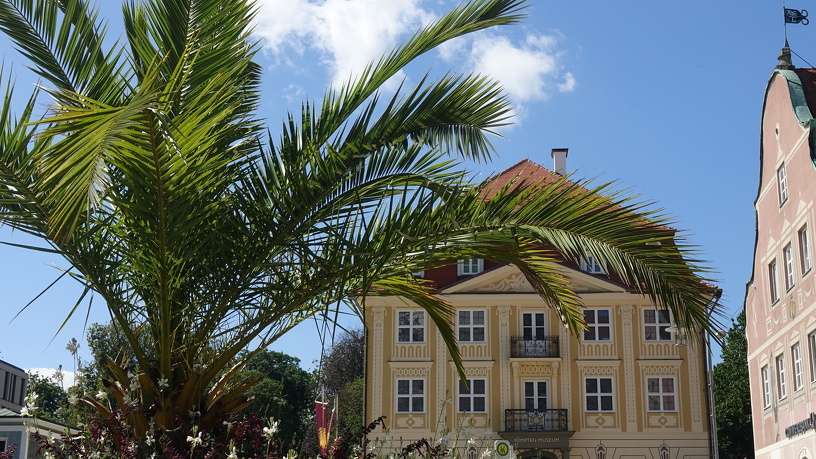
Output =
[{"x1": 785, "y1": 7, "x2": 809, "y2": 25}]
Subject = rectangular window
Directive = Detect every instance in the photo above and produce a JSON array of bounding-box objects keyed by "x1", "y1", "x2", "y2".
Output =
[
  {"x1": 644, "y1": 309, "x2": 671, "y2": 341},
  {"x1": 809, "y1": 332, "x2": 816, "y2": 383},
  {"x1": 769, "y1": 260, "x2": 780, "y2": 303},
  {"x1": 580, "y1": 252, "x2": 605, "y2": 274},
  {"x1": 0, "y1": 439, "x2": 7, "y2": 454},
  {"x1": 793, "y1": 343, "x2": 804, "y2": 391},
  {"x1": 646, "y1": 377, "x2": 676, "y2": 412},
  {"x1": 777, "y1": 354, "x2": 787, "y2": 400},
  {"x1": 397, "y1": 311, "x2": 425, "y2": 343},
  {"x1": 458, "y1": 378, "x2": 487, "y2": 413},
  {"x1": 458, "y1": 259, "x2": 483, "y2": 276},
  {"x1": 396, "y1": 379, "x2": 424, "y2": 413},
  {"x1": 585, "y1": 377, "x2": 614, "y2": 412},
  {"x1": 762, "y1": 365, "x2": 772, "y2": 407},
  {"x1": 801, "y1": 225, "x2": 812, "y2": 274},
  {"x1": 458, "y1": 310, "x2": 486, "y2": 342},
  {"x1": 524, "y1": 381, "x2": 548, "y2": 410},
  {"x1": 779, "y1": 164, "x2": 788, "y2": 205},
  {"x1": 785, "y1": 244, "x2": 796, "y2": 290},
  {"x1": 583, "y1": 309, "x2": 611, "y2": 341},
  {"x1": 522, "y1": 312, "x2": 547, "y2": 340}
]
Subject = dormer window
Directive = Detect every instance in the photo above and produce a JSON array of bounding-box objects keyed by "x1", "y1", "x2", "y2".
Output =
[
  {"x1": 580, "y1": 252, "x2": 605, "y2": 274},
  {"x1": 457, "y1": 258, "x2": 483, "y2": 276}
]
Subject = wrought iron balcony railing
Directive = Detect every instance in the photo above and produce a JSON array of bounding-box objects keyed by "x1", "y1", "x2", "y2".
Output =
[
  {"x1": 510, "y1": 336, "x2": 560, "y2": 358},
  {"x1": 504, "y1": 409, "x2": 569, "y2": 432}
]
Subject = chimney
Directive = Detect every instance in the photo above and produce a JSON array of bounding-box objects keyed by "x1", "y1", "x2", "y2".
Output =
[{"x1": 551, "y1": 148, "x2": 568, "y2": 175}]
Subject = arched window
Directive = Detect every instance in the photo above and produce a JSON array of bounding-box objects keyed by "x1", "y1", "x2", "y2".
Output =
[
  {"x1": 595, "y1": 444, "x2": 606, "y2": 459},
  {"x1": 659, "y1": 444, "x2": 669, "y2": 459},
  {"x1": 466, "y1": 446, "x2": 478, "y2": 459}
]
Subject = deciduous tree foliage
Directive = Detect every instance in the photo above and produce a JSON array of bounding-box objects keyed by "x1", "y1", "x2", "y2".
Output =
[
  {"x1": 0, "y1": 0, "x2": 719, "y2": 447},
  {"x1": 237, "y1": 350, "x2": 315, "y2": 450},
  {"x1": 312, "y1": 329, "x2": 366, "y2": 456},
  {"x1": 713, "y1": 311, "x2": 754, "y2": 459},
  {"x1": 319, "y1": 329, "x2": 365, "y2": 396}
]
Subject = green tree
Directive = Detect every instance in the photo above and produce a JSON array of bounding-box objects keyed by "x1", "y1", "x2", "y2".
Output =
[
  {"x1": 237, "y1": 350, "x2": 315, "y2": 450},
  {"x1": 0, "y1": 0, "x2": 719, "y2": 448},
  {"x1": 319, "y1": 329, "x2": 365, "y2": 396},
  {"x1": 307, "y1": 329, "x2": 366, "y2": 457},
  {"x1": 713, "y1": 311, "x2": 754, "y2": 458},
  {"x1": 26, "y1": 372, "x2": 68, "y2": 422}
]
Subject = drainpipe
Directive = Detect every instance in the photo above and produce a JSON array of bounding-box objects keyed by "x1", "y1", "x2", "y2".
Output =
[{"x1": 705, "y1": 290, "x2": 723, "y2": 459}]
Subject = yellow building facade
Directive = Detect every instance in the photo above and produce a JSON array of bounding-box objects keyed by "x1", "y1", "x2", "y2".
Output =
[{"x1": 363, "y1": 162, "x2": 716, "y2": 459}]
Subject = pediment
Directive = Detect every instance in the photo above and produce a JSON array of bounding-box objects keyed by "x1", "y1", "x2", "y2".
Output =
[{"x1": 440, "y1": 264, "x2": 627, "y2": 294}]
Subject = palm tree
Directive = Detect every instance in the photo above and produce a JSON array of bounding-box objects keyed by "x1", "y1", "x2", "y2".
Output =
[
  {"x1": 0, "y1": 0, "x2": 719, "y2": 447},
  {"x1": 66, "y1": 337, "x2": 80, "y2": 386}
]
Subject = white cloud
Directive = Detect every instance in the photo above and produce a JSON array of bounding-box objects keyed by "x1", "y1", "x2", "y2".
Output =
[
  {"x1": 28, "y1": 367, "x2": 78, "y2": 388},
  {"x1": 254, "y1": 0, "x2": 433, "y2": 86},
  {"x1": 465, "y1": 32, "x2": 574, "y2": 103},
  {"x1": 252, "y1": 0, "x2": 575, "y2": 125}
]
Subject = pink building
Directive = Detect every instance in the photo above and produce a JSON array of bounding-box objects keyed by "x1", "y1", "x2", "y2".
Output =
[{"x1": 746, "y1": 45, "x2": 816, "y2": 458}]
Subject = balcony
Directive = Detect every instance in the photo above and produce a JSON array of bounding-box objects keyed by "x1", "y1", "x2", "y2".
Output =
[
  {"x1": 510, "y1": 336, "x2": 560, "y2": 358},
  {"x1": 504, "y1": 409, "x2": 569, "y2": 432}
]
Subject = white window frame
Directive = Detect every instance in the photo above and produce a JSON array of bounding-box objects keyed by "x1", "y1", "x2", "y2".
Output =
[
  {"x1": 769, "y1": 260, "x2": 780, "y2": 304},
  {"x1": 580, "y1": 252, "x2": 605, "y2": 274},
  {"x1": 643, "y1": 308, "x2": 672, "y2": 341},
  {"x1": 584, "y1": 377, "x2": 614, "y2": 412},
  {"x1": 523, "y1": 380, "x2": 549, "y2": 410},
  {"x1": 458, "y1": 258, "x2": 483, "y2": 276},
  {"x1": 793, "y1": 343, "x2": 804, "y2": 391},
  {"x1": 778, "y1": 164, "x2": 788, "y2": 205},
  {"x1": 777, "y1": 354, "x2": 787, "y2": 400},
  {"x1": 785, "y1": 244, "x2": 796, "y2": 290},
  {"x1": 646, "y1": 376, "x2": 677, "y2": 412},
  {"x1": 583, "y1": 308, "x2": 611, "y2": 342},
  {"x1": 396, "y1": 378, "x2": 425, "y2": 413},
  {"x1": 458, "y1": 378, "x2": 487, "y2": 413},
  {"x1": 809, "y1": 332, "x2": 816, "y2": 383},
  {"x1": 762, "y1": 365, "x2": 772, "y2": 408},
  {"x1": 397, "y1": 310, "x2": 425, "y2": 343},
  {"x1": 458, "y1": 309, "x2": 486, "y2": 343},
  {"x1": 801, "y1": 225, "x2": 812, "y2": 275},
  {"x1": 522, "y1": 312, "x2": 547, "y2": 341}
]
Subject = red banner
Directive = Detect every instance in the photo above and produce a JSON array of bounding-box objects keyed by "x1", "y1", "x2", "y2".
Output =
[{"x1": 316, "y1": 400, "x2": 329, "y2": 456}]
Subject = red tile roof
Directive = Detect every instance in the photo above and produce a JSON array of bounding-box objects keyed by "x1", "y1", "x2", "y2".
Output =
[
  {"x1": 793, "y1": 68, "x2": 816, "y2": 113},
  {"x1": 480, "y1": 159, "x2": 561, "y2": 200}
]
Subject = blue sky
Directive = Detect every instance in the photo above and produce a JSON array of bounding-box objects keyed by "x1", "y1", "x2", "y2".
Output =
[{"x1": 0, "y1": 0, "x2": 805, "y2": 377}]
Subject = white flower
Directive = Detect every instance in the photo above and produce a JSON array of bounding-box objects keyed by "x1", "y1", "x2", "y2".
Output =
[
  {"x1": 19, "y1": 407, "x2": 30, "y2": 417},
  {"x1": 96, "y1": 390, "x2": 106, "y2": 400},
  {"x1": 68, "y1": 394, "x2": 78, "y2": 405},
  {"x1": 187, "y1": 431, "x2": 203, "y2": 447},
  {"x1": 263, "y1": 419, "x2": 280, "y2": 438},
  {"x1": 145, "y1": 433, "x2": 155, "y2": 446},
  {"x1": 158, "y1": 377, "x2": 169, "y2": 390},
  {"x1": 467, "y1": 437, "x2": 476, "y2": 446},
  {"x1": 481, "y1": 449, "x2": 493, "y2": 458},
  {"x1": 227, "y1": 446, "x2": 239, "y2": 459}
]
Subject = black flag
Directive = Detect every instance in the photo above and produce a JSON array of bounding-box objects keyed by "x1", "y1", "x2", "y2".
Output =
[{"x1": 785, "y1": 8, "x2": 809, "y2": 25}]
